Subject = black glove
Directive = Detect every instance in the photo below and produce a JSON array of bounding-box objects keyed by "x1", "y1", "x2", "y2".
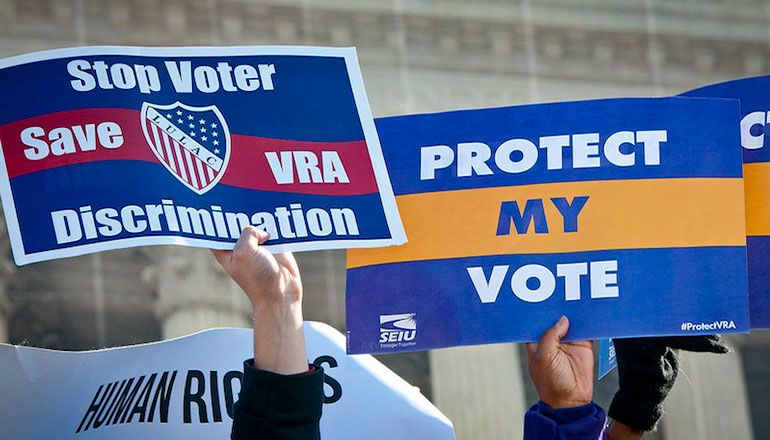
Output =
[
  {"x1": 654, "y1": 334, "x2": 729, "y2": 354},
  {"x1": 608, "y1": 335, "x2": 729, "y2": 431}
]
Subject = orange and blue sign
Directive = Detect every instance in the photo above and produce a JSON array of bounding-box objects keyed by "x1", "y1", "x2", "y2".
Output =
[
  {"x1": 683, "y1": 76, "x2": 770, "y2": 329},
  {"x1": 346, "y1": 97, "x2": 749, "y2": 354}
]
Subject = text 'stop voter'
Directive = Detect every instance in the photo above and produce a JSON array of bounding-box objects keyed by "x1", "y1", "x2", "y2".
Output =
[{"x1": 0, "y1": 46, "x2": 405, "y2": 265}]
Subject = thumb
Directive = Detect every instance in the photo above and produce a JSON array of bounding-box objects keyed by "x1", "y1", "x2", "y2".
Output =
[{"x1": 539, "y1": 315, "x2": 569, "y2": 351}]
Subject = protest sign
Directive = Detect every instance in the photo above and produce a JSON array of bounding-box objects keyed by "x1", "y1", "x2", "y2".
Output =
[
  {"x1": 0, "y1": 323, "x2": 454, "y2": 440},
  {"x1": 682, "y1": 77, "x2": 770, "y2": 329},
  {"x1": 0, "y1": 46, "x2": 405, "y2": 265},
  {"x1": 346, "y1": 97, "x2": 749, "y2": 354},
  {"x1": 598, "y1": 339, "x2": 617, "y2": 380}
]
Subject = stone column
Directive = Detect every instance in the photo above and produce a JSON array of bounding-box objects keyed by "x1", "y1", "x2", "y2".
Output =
[
  {"x1": 151, "y1": 247, "x2": 252, "y2": 339},
  {"x1": 661, "y1": 345, "x2": 754, "y2": 440},
  {"x1": 430, "y1": 344, "x2": 528, "y2": 440}
]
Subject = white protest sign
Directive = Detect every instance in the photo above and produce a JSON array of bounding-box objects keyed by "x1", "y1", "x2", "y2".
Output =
[{"x1": 0, "y1": 322, "x2": 454, "y2": 439}]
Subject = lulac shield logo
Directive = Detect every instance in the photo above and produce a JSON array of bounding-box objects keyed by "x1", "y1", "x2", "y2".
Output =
[{"x1": 140, "y1": 102, "x2": 231, "y2": 195}]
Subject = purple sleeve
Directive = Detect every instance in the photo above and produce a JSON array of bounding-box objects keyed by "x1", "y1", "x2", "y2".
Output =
[{"x1": 523, "y1": 401, "x2": 607, "y2": 440}]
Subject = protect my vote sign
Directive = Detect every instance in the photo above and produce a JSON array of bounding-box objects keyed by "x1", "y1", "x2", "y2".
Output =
[
  {"x1": 0, "y1": 324, "x2": 454, "y2": 439},
  {"x1": 682, "y1": 76, "x2": 770, "y2": 329},
  {"x1": 346, "y1": 97, "x2": 749, "y2": 354},
  {"x1": 0, "y1": 46, "x2": 405, "y2": 265}
]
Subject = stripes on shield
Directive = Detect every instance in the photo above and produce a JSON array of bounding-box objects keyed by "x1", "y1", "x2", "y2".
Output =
[{"x1": 146, "y1": 118, "x2": 218, "y2": 191}]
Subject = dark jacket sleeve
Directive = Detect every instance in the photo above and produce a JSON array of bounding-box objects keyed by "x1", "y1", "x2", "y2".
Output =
[
  {"x1": 523, "y1": 401, "x2": 607, "y2": 440},
  {"x1": 231, "y1": 359, "x2": 324, "y2": 440}
]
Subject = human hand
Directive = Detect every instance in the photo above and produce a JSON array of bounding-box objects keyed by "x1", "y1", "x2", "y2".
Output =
[
  {"x1": 526, "y1": 316, "x2": 594, "y2": 409},
  {"x1": 211, "y1": 226, "x2": 302, "y2": 310},
  {"x1": 211, "y1": 226, "x2": 307, "y2": 375}
]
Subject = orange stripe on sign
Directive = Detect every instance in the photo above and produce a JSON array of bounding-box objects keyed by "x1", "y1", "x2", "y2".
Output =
[
  {"x1": 744, "y1": 162, "x2": 770, "y2": 236},
  {"x1": 347, "y1": 178, "x2": 746, "y2": 269}
]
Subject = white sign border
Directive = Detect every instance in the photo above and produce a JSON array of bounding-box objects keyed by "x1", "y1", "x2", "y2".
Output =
[{"x1": 0, "y1": 45, "x2": 406, "y2": 265}]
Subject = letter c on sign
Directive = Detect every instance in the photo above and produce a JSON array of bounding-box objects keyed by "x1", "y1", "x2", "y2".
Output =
[{"x1": 740, "y1": 111, "x2": 768, "y2": 150}]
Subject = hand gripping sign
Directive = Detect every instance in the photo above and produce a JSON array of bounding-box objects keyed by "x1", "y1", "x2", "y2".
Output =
[
  {"x1": 682, "y1": 77, "x2": 770, "y2": 329},
  {"x1": 0, "y1": 324, "x2": 454, "y2": 440},
  {"x1": 0, "y1": 46, "x2": 405, "y2": 265},
  {"x1": 346, "y1": 97, "x2": 749, "y2": 354}
]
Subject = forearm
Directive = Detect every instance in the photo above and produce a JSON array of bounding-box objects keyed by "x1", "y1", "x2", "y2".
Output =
[{"x1": 253, "y1": 300, "x2": 308, "y2": 375}]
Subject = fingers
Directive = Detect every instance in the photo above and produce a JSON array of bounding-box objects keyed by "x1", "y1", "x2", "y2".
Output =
[
  {"x1": 211, "y1": 227, "x2": 271, "y2": 267},
  {"x1": 237, "y1": 226, "x2": 270, "y2": 246},
  {"x1": 232, "y1": 227, "x2": 270, "y2": 253},
  {"x1": 255, "y1": 228, "x2": 270, "y2": 244}
]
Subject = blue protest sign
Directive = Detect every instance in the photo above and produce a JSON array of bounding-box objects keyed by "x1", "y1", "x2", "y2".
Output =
[
  {"x1": 346, "y1": 97, "x2": 748, "y2": 354},
  {"x1": 682, "y1": 76, "x2": 770, "y2": 329},
  {"x1": 598, "y1": 339, "x2": 617, "y2": 380},
  {"x1": 0, "y1": 46, "x2": 405, "y2": 265}
]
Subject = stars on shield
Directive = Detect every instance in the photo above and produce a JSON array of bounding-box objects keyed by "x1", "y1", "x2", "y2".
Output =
[{"x1": 140, "y1": 101, "x2": 231, "y2": 195}]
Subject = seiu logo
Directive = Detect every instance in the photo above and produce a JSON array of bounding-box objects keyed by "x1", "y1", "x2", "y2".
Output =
[{"x1": 379, "y1": 313, "x2": 417, "y2": 343}]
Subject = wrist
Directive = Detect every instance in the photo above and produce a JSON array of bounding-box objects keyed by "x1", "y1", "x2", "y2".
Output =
[
  {"x1": 607, "y1": 420, "x2": 645, "y2": 440},
  {"x1": 541, "y1": 394, "x2": 592, "y2": 410},
  {"x1": 252, "y1": 302, "x2": 307, "y2": 375},
  {"x1": 246, "y1": 285, "x2": 303, "y2": 310},
  {"x1": 254, "y1": 298, "x2": 302, "y2": 323},
  {"x1": 543, "y1": 399, "x2": 592, "y2": 410}
]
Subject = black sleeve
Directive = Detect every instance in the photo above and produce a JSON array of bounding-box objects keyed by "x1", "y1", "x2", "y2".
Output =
[{"x1": 231, "y1": 359, "x2": 324, "y2": 440}]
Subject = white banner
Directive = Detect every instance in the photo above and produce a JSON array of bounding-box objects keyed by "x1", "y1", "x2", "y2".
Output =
[{"x1": 0, "y1": 322, "x2": 454, "y2": 439}]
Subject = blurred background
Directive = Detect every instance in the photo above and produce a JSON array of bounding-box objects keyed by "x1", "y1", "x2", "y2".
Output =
[{"x1": 1, "y1": 0, "x2": 769, "y2": 438}]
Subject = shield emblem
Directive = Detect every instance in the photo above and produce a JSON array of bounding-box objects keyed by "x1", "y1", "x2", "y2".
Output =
[{"x1": 140, "y1": 101, "x2": 231, "y2": 195}]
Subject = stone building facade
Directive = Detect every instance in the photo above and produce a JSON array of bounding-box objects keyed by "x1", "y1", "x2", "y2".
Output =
[{"x1": 1, "y1": 1, "x2": 768, "y2": 439}]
